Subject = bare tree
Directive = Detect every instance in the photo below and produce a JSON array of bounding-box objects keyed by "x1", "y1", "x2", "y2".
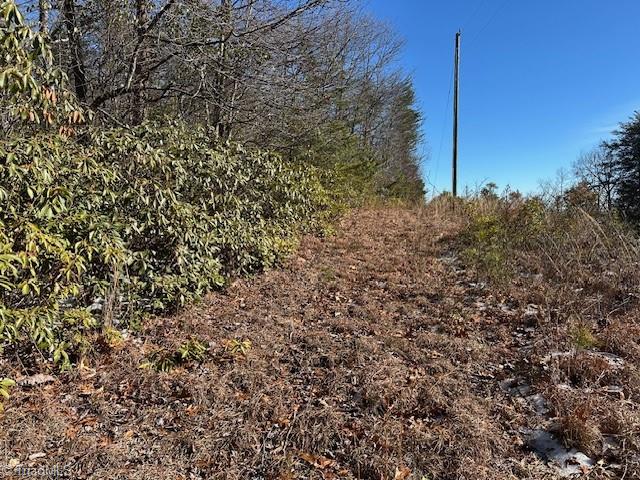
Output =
[
  {"x1": 14, "y1": 0, "x2": 424, "y2": 194},
  {"x1": 39, "y1": 0, "x2": 50, "y2": 34},
  {"x1": 62, "y1": 0, "x2": 88, "y2": 102},
  {"x1": 573, "y1": 145, "x2": 618, "y2": 211}
]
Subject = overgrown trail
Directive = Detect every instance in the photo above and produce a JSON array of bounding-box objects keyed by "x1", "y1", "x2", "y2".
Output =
[{"x1": 2, "y1": 208, "x2": 571, "y2": 479}]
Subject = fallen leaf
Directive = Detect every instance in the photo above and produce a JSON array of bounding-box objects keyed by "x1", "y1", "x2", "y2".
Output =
[
  {"x1": 65, "y1": 425, "x2": 79, "y2": 439},
  {"x1": 276, "y1": 416, "x2": 290, "y2": 427},
  {"x1": 79, "y1": 384, "x2": 104, "y2": 396},
  {"x1": 298, "y1": 451, "x2": 336, "y2": 470},
  {"x1": 185, "y1": 404, "x2": 199, "y2": 416},
  {"x1": 79, "y1": 415, "x2": 98, "y2": 426},
  {"x1": 580, "y1": 464, "x2": 593, "y2": 474},
  {"x1": 394, "y1": 466, "x2": 411, "y2": 480}
]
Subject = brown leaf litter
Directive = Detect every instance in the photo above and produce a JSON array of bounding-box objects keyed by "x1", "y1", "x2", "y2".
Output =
[{"x1": 0, "y1": 206, "x2": 637, "y2": 479}]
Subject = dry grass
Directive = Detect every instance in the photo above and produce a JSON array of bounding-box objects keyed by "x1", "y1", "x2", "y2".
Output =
[
  {"x1": 0, "y1": 203, "x2": 638, "y2": 479},
  {"x1": 436, "y1": 192, "x2": 640, "y2": 476}
]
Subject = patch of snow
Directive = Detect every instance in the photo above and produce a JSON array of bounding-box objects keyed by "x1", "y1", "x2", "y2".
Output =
[
  {"x1": 526, "y1": 393, "x2": 549, "y2": 415},
  {"x1": 438, "y1": 254, "x2": 458, "y2": 264},
  {"x1": 523, "y1": 304, "x2": 539, "y2": 318},
  {"x1": 525, "y1": 429, "x2": 593, "y2": 477},
  {"x1": 588, "y1": 351, "x2": 624, "y2": 369},
  {"x1": 544, "y1": 350, "x2": 625, "y2": 370}
]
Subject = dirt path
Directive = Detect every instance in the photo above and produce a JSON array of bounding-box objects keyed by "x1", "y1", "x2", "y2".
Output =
[{"x1": 1, "y1": 207, "x2": 569, "y2": 479}]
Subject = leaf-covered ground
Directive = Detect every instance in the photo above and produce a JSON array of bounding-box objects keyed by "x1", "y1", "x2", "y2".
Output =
[{"x1": 1, "y1": 207, "x2": 637, "y2": 479}]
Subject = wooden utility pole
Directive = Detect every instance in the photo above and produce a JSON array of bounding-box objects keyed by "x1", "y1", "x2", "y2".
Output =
[{"x1": 452, "y1": 31, "x2": 461, "y2": 197}]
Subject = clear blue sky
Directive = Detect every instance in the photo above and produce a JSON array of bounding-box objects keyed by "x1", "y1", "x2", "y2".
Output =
[{"x1": 366, "y1": 0, "x2": 640, "y2": 195}]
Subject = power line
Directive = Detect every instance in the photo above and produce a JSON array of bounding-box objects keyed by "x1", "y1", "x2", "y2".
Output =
[
  {"x1": 468, "y1": 0, "x2": 510, "y2": 43},
  {"x1": 432, "y1": 58, "x2": 455, "y2": 196},
  {"x1": 460, "y1": 0, "x2": 487, "y2": 32},
  {"x1": 432, "y1": 1, "x2": 509, "y2": 197}
]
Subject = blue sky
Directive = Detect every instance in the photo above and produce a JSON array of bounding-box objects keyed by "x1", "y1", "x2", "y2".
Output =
[{"x1": 366, "y1": 0, "x2": 640, "y2": 195}]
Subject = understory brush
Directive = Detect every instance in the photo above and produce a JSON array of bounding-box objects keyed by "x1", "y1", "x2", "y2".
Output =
[
  {"x1": 0, "y1": 120, "x2": 419, "y2": 369},
  {"x1": 0, "y1": 0, "x2": 425, "y2": 370},
  {"x1": 432, "y1": 190, "x2": 640, "y2": 470},
  {"x1": 0, "y1": 123, "x2": 337, "y2": 368},
  {"x1": 449, "y1": 190, "x2": 640, "y2": 300}
]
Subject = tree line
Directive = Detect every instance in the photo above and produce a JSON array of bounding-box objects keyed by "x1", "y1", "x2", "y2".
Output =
[
  {"x1": 12, "y1": 0, "x2": 424, "y2": 197},
  {"x1": 573, "y1": 111, "x2": 640, "y2": 225},
  {"x1": 5, "y1": 0, "x2": 416, "y2": 366}
]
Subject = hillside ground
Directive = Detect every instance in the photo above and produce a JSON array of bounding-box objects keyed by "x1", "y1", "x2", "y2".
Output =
[{"x1": 0, "y1": 206, "x2": 637, "y2": 479}]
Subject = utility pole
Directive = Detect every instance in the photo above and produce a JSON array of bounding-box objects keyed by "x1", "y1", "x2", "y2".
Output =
[{"x1": 452, "y1": 31, "x2": 461, "y2": 198}]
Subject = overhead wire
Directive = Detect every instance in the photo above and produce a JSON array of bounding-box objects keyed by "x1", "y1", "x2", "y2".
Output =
[
  {"x1": 468, "y1": 0, "x2": 510, "y2": 43},
  {"x1": 430, "y1": 0, "x2": 510, "y2": 196},
  {"x1": 431, "y1": 59, "x2": 454, "y2": 196}
]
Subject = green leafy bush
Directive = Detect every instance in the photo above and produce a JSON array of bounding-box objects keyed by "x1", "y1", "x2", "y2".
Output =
[
  {"x1": 0, "y1": 122, "x2": 332, "y2": 367},
  {"x1": 462, "y1": 212, "x2": 510, "y2": 282},
  {"x1": 140, "y1": 338, "x2": 209, "y2": 372},
  {"x1": 0, "y1": 377, "x2": 15, "y2": 412},
  {"x1": 0, "y1": 1, "x2": 415, "y2": 370},
  {"x1": 0, "y1": 0, "x2": 83, "y2": 130},
  {"x1": 461, "y1": 195, "x2": 558, "y2": 282}
]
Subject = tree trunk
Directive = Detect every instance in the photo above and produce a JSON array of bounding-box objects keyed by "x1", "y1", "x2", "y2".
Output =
[
  {"x1": 131, "y1": 0, "x2": 150, "y2": 125},
  {"x1": 38, "y1": 0, "x2": 49, "y2": 34},
  {"x1": 211, "y1": 0, "x2": 232, "y2": 138},
  {"x1": 62, "y1": 0, "x2": 87, "y2": 103}
]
